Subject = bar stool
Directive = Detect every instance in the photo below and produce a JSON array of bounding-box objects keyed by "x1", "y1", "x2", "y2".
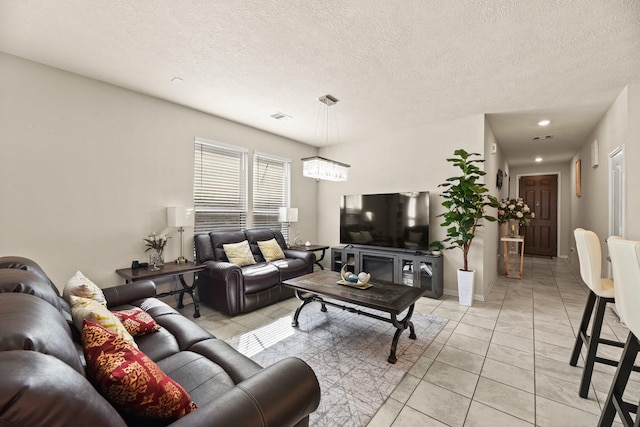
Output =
[
  {"x1": 598, "y1": 237, "x2": 640, "y2": 427},
  {"x1": 570, "y1": 228, "x2": 624, "y2": 398}
]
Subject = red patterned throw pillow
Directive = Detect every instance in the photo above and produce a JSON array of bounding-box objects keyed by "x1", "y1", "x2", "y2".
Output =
[
  {"x1": 112, "y1": 308, "x2": 160, "y2": 336},
  {"x1": 82, "y1": 320, "x2": 197, "y2": 420}
]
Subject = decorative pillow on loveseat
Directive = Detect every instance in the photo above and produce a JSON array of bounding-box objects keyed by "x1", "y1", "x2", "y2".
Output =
[
  {"x1": 82, "y1": 321, "x2": 197, "y2": 420},
  {"x1": 223, "y1": 240, "x2": 257, "y2": 266},
  {"x1": 257, "y1": 238, "x2": 285, "y2": 262},
  {"x1": 112, "y1": 308, "x2": 160, "y2": 336}
]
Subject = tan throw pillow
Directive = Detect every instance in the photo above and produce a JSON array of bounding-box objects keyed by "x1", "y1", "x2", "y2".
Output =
[
  {"x1": 223, "y1": 240, "x2": 257, "y2": 266},
  {"x1": 257, "y1": 238, "x2": 285, "y2": 262},
  {"x1": 63, "y1": 270, "x2": 107, "y2": 306},
  {"x1": 70, "y1": 296, "x2": 137, "y2": 348}
]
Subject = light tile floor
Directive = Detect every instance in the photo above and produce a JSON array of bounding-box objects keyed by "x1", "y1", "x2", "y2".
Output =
[{"x1": 164, "y1": 256, "x2": 635, "y2": 426}]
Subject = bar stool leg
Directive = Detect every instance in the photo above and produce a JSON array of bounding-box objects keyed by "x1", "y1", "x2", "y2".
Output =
[
  {"x1": 570, "y1": 291, "x2": 597, "y2": 367},
  {"x1": 579, "y1": 295, "x2": 608, "y2": 398},
  {"x1": 598, "y1": 333, "x2": 640, "y2": 427}
]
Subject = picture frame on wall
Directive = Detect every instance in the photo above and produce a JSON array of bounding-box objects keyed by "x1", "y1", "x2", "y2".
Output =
[{"x1": 576, "y1": 159, "x2": 581, "y2": 197}]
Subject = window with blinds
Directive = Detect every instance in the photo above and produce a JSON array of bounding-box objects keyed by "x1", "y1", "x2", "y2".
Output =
[
  {"x1": 193, "y1": 137, "x2": 248, "y2": 233},
  {"x1": 253, "y1": 152, "x2": 291, "y2": 240}
]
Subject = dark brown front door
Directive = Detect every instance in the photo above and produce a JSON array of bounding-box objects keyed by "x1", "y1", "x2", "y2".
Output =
[{"x1": 519, "y1": 174, "x2": 558, "y2": 257}]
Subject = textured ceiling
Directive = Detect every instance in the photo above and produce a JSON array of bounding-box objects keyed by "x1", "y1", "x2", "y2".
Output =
[{"x1": 1, "y1": 0, "x2": 639, "y2": 166}]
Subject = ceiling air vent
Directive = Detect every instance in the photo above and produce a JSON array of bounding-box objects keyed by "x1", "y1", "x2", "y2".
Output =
[
  {"x1": 270, "y1": 112, "x2": 291, "y2": 120},
  {"x1": 532, "y1": 135, "x2": 554, "y2": 141}
]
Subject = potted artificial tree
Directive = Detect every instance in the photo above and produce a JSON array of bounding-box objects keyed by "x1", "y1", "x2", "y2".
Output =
[{"x1": 438, "y1": 149, "x2": 498, "y2": 306}]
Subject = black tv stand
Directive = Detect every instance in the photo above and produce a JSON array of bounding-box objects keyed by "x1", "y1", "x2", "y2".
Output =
[{"x1": 331, "y1": 245, "x2": 443, "y2": 299}]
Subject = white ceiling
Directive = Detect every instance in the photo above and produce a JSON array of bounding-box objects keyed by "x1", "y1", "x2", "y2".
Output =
[{"x1": 1, "y1": 1, "x2": 639, "y2": 166}]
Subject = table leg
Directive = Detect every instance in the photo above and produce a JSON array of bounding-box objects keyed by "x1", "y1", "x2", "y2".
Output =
[
  {"x1": 315, "y1": 248, "x2": 327, "y2": 270},
  {"x1": 519, "y1": 240, "x2": 525, "y2": 279},
  {"x1": 177, "y1": 273, "x2": 200, "y2": 318},
  {"x1": 388, "y1": 303, "x2": 417, "y2": 364},
  {"x1": 503, "y1": 241, "x2": 510, "y2": 276},
  {"x1": 292, "y1": 289, "x2": 318, "y2": 327}
]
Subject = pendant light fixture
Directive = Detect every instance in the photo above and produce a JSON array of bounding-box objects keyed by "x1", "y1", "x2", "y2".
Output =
[{"x1": 302, "y1": 95, "x2": 350, "y2": 182}]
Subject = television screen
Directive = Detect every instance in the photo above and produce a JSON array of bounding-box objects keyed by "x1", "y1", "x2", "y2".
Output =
[{"x1": 339, "y1": 191, "x2": 430, "y2": 251}]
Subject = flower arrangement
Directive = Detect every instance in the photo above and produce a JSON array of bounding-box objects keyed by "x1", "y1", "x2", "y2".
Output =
[
  {"x1": 498, "y1": 198, "x2": 535, "y2": 226},
  {"x1": 143, "y1": 232, "x2": 169, "y2": 255}
]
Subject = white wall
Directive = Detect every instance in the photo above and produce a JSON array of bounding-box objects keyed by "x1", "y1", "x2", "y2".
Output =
[
  {"x1": 316, "y1": 114, "x2": 497, "y2": 298},
  {"x1": 0, "y1": 53, "x2": 319, "y2": 289},
  {"x1": 482, "y1": 119, "x2": 503, "y2": 297},
  {"x1": 569, "y1": 83, "x2": 640, "y2": 270}
]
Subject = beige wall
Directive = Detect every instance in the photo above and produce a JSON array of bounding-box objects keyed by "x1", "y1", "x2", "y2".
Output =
[
  {"x1": 316, "y1": 114, "x2": 498, "y2": 299},
  {"x1": 0, "y1": 53, "x2": 319, "y2": 288},
  {"x1": 570, "y1": 83, "x2": 640, "y2": 271},
  {"x1": 3, "y1": 50, "x2": 637, "y2": 300}
]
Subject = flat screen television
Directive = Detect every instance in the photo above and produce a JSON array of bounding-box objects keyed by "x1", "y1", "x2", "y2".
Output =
[{"x1": 339, "y1": 191, "x2": 430, "y2": 251}]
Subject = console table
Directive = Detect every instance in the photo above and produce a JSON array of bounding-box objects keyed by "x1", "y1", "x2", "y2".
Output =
[
  {"x1": 289, "y1": 244, "x2": 329, "y2": 270},
  {"x1": 116, "y1": 262, "x2": 205, "y2": 318},
  {"x1": 331, "y1": 246, "x2": 443, "y2": 298},
  {"x1": 501, "y1": 236, "x2": 525, "y2": 279}
]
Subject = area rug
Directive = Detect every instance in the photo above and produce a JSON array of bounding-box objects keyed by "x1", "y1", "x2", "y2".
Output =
[{"x1": 225, "y1": 303, "x2": 447, "y2": 427}]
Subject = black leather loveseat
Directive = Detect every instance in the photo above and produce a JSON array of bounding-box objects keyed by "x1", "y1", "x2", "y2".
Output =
[
  {"x1": 0, "y1": 256, "x2": 320, "y2": 427},
  {"x1": 195, "y1": 229, "x2": 315, "y2": 316}
]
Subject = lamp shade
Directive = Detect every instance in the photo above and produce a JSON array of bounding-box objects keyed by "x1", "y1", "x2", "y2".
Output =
[
  {"x1": 166, "y1": 207, "x2": 194, "y2": 228},
  {"x1": 278, "y1": 207, "x2": 298, "y2": 223}
]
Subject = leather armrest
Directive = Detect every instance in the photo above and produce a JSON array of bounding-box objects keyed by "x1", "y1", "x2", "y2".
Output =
[
  {"x1": 284, "y1": 249, "x2": 316, "y2": 266},
  {"x1": 202, "y1": 260, "x2": 241, "y2": 277},
  {"x1": 169, "y1": 357, "x2": 320, "y2": 427},
  {"x1": 103, "y1": 280, "x2": 156, "y2": 308}
]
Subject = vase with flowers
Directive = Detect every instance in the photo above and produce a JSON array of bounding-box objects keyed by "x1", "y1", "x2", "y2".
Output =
[
  {"x1": 143, "y1": 232, "x2": 169, "y2": 270},
  {"x1": 498, "y1": 198, "x2": 535, "y2": 236}
]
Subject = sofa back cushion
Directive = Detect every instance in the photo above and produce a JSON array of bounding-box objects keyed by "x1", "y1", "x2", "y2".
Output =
[
  {"x1": 245, "y1": 229, "x2": 287, "y2": 262},
  {"x1": 0, "y1": 292, "x2": 85, "y2": 374},
  {"x1": 0, "y1": 269, "x2": 70, "y2": 320},
  {"x1": 0, "y1": 256, "x2": 59, "y2": 295},
  {"x1": 209, "y1": 230, "x2": 248, "y2": 262},
  {"x1": 195, "y1": 229, "x2": 288, "y2": 264},
  {"x1": 0, "y1": 350, "x2": 127, "y2": 427}
]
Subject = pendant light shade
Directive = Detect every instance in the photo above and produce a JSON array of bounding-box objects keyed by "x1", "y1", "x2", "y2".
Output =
[
  {"x1": 302, "y1": 95, "x2": 350, "y2": 182},
  {"x1": 302, "y1": 156, "x2": 350, "y2": 182}
]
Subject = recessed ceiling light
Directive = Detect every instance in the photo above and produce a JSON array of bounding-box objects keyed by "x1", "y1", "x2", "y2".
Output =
[
  {"x1": 171, "y1": 77, "x2": 183, "y2": 83},
  {"x1": 535, "y1": 157, "x2": 543, "y2": 162},
  {"x1": 538, "y1": 119, "x2": 550, "y2": 126}
]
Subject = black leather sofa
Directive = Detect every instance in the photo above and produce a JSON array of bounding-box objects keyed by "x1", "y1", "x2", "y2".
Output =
[
  {"x1": 195, "y1": 229, "x2": 315, "y2": 316},
  {"x1": 0, "y1": 256, "x2": 320, "y2": 427}
]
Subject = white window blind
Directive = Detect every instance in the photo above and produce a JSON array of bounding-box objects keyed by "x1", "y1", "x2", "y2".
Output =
[
  {"x1": 194, "y1": 137, "x2": 248, "y2": 233},
  {"x1": 252, "y1": 152, "x2": 291, "y2": 240}
]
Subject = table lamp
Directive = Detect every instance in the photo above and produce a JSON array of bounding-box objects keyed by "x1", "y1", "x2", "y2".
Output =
[
  {"x1": 167, "y1": 206, "x2": 194, "y2": 263},
  {"x1": 278, "y1": 207, "x2": 298, "y2": 247}
]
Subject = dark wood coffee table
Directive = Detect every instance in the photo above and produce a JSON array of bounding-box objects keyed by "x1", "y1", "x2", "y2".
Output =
[{"x1": 283, "y1": 270, "x2": 426, "y2": 363}]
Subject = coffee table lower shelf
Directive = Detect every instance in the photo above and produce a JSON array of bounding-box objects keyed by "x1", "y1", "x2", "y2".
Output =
[{"x1": 291, "y1": 290, "x2": 417, "y2": 363}]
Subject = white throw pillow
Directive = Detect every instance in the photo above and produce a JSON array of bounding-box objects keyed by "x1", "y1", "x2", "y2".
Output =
[{"x1": 63, "y1": 270, "x2": 106, "y2": 306}]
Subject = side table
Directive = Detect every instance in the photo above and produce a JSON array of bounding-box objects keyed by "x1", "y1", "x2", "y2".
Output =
[
  {"x1": 289, "y1": 244, "x2": 330, "y2": 270},
  {"x1": 116, "y1": 262, "x2": 205, "y2": 318},
  {"x1": 501, "y1": 236, "x2": 525, "y2": 279}
]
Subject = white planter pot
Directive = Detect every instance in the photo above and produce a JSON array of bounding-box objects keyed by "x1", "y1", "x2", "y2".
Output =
[{"x1": 457, "y1": 268, "x2": 475, "y2": 306}]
